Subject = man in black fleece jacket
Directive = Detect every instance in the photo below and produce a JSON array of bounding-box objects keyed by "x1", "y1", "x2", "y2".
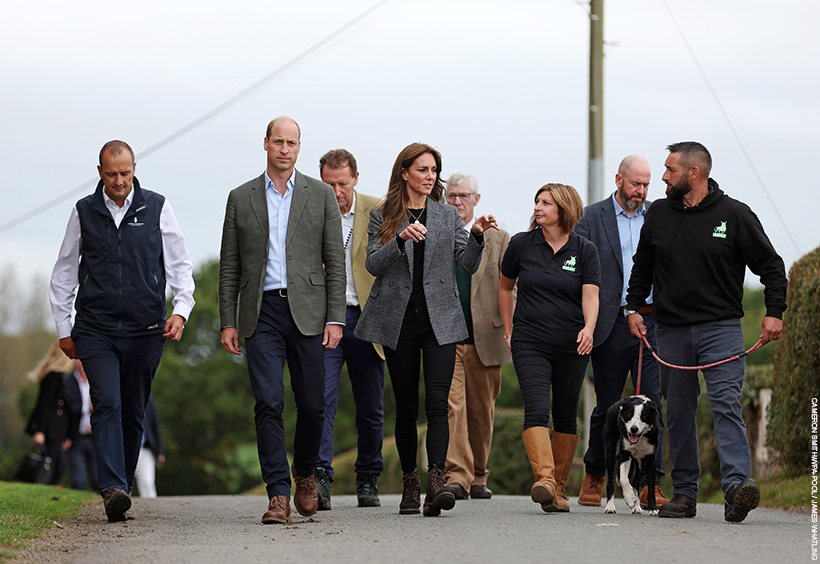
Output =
[{"x1": 625, "y1": 142, "x2": 787, "y2": 522}]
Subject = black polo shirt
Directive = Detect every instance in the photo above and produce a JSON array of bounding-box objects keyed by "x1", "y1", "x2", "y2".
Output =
[{"x1": 501, "y1": 230, "x2": 600, "y2": 353}]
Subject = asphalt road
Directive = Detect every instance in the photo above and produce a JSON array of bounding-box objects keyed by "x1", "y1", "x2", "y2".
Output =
[{"x1": 20, "y1": 494, "x2": 810, "y2": 563}]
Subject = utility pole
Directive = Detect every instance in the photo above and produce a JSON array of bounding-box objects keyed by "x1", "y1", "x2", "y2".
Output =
[{"x1": 588, "y1": 0, "x2": 604, "y2": 204}]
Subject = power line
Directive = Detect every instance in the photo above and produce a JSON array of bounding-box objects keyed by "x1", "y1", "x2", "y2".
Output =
[
  {"x1": 0, "y1": 0, "x2": 400, "y2": 235},
  {"x1": 661, "y1": 0, "x2": 801, "y2": 256}
]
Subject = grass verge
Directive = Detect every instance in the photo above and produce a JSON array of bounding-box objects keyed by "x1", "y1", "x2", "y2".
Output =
[
  {"x1": 703, "y1": 472, "x2": 810, "y2": 510},
  {"x1": 0, "y1": 481, "x2": 95, "y2": 562}
]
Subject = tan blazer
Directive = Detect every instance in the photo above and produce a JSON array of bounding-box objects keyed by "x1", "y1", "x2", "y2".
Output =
[
  {"x1": 351, "y1": 191, "x2": 385, "y2": 359},
  {"x1": 470, "y1": 227, "x2": 512, "y2": 366},
  {"x1": 218, "y1": 170, "x2": 346, "y2": 338}
]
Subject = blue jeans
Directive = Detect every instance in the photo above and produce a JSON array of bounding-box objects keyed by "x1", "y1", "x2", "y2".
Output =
[
  {"x1": 73, "y1": 329, "x2": 165, "y2": 494},
  {"x1": 583, "y1": 314, "x2": 665, "y2": 481},
  {"x1": 319, "y1": 306, "x2": 385, "y2": 480},
  {"x1": 657, "y1": 318, "x2": 750, "y2": 499}
]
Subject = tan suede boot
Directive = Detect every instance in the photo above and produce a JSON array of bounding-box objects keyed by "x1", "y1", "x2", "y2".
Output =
[
  {"x1": 521, "y1": 427, "x2": 557, "y2": 512},
  {"x1": 542, "y1": 432, "x2": 579, "y2": 513}
]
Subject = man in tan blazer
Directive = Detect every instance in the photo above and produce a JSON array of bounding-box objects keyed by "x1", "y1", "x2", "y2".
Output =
[
  {"x1": 314, "y1": 149, "x2": 385, "y2": 510},
  {"x1": 218, "y1": 117, "x2": 345, "y2": 525},
  {"x1": 442, "y1": 173, "x2": 511, "y2": 500}
]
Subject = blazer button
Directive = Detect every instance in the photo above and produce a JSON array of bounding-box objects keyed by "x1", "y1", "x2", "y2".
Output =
[{"x1": 57, "y1": 409, "x2": 63, "y2": 416}]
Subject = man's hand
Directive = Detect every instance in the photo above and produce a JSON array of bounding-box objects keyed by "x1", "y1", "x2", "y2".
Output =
[
  {"x1": 221, "y1": 327, "x2": 241, "y2": 355},
  {"x1": 323, "y1": 324, "x2": 343, "y2": 349},
  {"x1": 163, "y1": 314, "x2": 185, "y2": 341},
  {"x1": 33, "y1": 431, "x2": 46, "y2": 446},
  {"x1": 760, "y1": 316, "x2": 783, "y2": 345},
  {"x1": 627, "y1": 313, "x2": 647, "y2": 340},
  {"x1": 59, "y1": 337, "x2": 77, "y2": 359}
]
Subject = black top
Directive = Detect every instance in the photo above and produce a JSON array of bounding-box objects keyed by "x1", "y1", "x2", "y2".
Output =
[
  {"x1": 626, "y1": 179, "x2": 788, "y2": 326},
  {"x1": 502, "y1": 230, "x2": 600, "y2": 353}
]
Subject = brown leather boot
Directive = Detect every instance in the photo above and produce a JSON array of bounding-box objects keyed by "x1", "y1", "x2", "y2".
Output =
[
  {"x1": 423, "y1": 465, "x2": 456, "y2": 517},
  {"x1": 291, "y1": 464, "x2": 318, "y2": 516},
  {"x1": 578, "y1": 472, "x2": 604, "y2": 506},
  {"x1": 640, "y1": 483, "x2": 671, "y2": 510},
  {"x1": 101, "y1": 488, "x2": 131, "y2": 523},
  {"x1": 542, "y1": 432, "x2": 579, "y2": 512},
  {"x1": 399, "y1": 470, "x2": 421, "y2": 515},
  {"x1": 262, "y1": 495, "x2": 292, "y2": 524},
  {"x1": 521, "y1": 427, "x2": 557, "y2": 512}
]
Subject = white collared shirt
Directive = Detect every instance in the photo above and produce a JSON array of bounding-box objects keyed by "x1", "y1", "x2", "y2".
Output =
[
  {"x1": 263, "y1": 170, "x2": 296, "y2": 291},
  {"x1": 341, "y1": 193, "x2": 358, "y2": 306},
  {"x1": 49, "y1": 186, "x2": 196, "y2": 339}
]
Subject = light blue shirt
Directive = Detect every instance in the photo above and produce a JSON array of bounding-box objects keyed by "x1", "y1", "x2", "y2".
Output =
[
  {"x1": 612, "y1": 192, "x2": 652, "y2": 307},
  {"x1": 263, "y1": 170, "x2": 296, "y2": 291}
]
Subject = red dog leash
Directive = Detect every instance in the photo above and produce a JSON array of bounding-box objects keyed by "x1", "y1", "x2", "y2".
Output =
[{"x1": 635, "y1": 336, "x2": 765, "y2": 395}]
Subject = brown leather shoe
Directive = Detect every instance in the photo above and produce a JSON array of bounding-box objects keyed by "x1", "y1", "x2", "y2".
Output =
[
  {"x1": 423, "y1": 466, "x2": 456, "y2": 517},
  {"x1": 101, "y1": 488, "x2": 131, "y2": 523},
  {"x1": 469, "y1": 485, "x2": 493, "y2": 499},
  {"x1": 578, "y1": 472, "x2": 604, "y2": 506},
  {"x1": 443, "y1": 482, "x2": 469, "y2": 500},
  {"x1": 291, "y1": 464, "x2": 318, "y2": 516},
  {"x1": 640, "y1": 483, "x2": 671, "y2": 510},
  {"x1": 262, "y1": 495, "x2": 292, "y2": 524},
  {"x1": 400, "y1": 470, "x2": 421, "y2": 514}
]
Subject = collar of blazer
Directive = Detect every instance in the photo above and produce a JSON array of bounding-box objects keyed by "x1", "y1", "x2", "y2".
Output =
[{"x1": 249, "y1": 169, "x2": 313, "y2": 245}]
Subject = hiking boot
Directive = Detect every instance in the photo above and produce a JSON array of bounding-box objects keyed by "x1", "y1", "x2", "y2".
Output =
[
  {"x1": 101, "y1": 488, "x2": 131, "y2": 523},
  {"x1": 356, "y1": 474, "x2": 380, "y2": 507},
  {"x1": 640, "y1": 483, "x2": 671, "y2": 510},
  {"x1": 262, "y1": 495, "x2": 292, "y2": 524},
  {"x1": 315, "y1": 467, "x2": 332, "y2": 511},
  {"x1": 724, "y1": 478, "x2": 760, "y2": 523},
  {"x1": 658, "y1": 493, "x2": 697, "y2": 518},
  {"x1": 423, "y1": 465, "x2": 456, "y2": 517},
  {"x1": 291, "y1": 464, "x2": 318, "y2": 516},
  {"x1": 400, "y1": 470, "x2": 421, "y2": 515},
  {"x1": 578, "y1": 472, "x2": 604, "y2": 506}
]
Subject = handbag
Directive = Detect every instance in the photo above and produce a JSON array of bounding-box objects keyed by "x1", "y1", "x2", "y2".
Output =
[{"x1": 15, "y1": 445, "x2": 56, "y2": 484}]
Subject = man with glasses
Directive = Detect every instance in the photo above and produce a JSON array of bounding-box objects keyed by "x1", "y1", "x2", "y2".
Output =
[{"x1": 442, "y1": 174, "x2": 511, "y2": 500}]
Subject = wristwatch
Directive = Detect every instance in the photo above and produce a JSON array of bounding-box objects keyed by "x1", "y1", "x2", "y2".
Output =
[{"x1": 623, "y1": 308, "x2": 639, "y2": 319}]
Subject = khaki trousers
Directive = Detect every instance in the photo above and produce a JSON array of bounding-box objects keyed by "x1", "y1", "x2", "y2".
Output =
[{"x1": 444, "y1": 344, "x2": 502, "y2": 489}]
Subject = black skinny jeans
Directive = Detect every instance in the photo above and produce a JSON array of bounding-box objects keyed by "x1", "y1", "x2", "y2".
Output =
[
  {"x1": 384, "y1": 306, "x2": 456, "y2": 473},
  {"x1": 511, "y1": 341, "x2": 588, "y2": 433}
]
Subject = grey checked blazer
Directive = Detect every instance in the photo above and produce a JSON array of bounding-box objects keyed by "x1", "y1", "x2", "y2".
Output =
[{"x1": 354, "y1": 197, "x2": 484, "y2": 350}]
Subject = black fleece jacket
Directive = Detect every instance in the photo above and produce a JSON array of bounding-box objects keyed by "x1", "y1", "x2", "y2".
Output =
[{"x1": 626, "y1": 179, "x2": 787, "y2": 326}]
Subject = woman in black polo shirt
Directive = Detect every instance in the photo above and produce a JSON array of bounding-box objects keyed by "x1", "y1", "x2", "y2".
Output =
[{"x1": 499, "y1": 183, "x2": 600, "y2": 513}]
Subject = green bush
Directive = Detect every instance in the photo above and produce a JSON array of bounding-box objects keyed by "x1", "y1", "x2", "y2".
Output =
[{"x1": 770, "y1": 246, "x2": 820, "y2": 472}]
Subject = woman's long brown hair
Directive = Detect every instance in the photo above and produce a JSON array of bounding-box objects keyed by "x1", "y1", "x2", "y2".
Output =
[{"x1": 377, "y1": 143, "x2": 445, "y2": 244}]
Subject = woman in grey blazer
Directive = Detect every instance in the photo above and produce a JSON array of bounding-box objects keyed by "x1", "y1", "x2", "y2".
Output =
[{"x1": 355, "y1": 143, "x2": 497, "y2": 517}]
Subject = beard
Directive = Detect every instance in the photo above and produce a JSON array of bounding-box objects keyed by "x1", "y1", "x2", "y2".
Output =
[
  {"x1": 666, "y1": 175, "x2": 692, "y2": 199},
  {"x1": 622, "y1": 194, "x2": 644, "y2": 211}
]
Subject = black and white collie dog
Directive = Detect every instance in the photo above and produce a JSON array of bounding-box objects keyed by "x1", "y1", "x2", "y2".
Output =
[{"x1": 602, "y1": 395, "x2": 661, "y2": 515}]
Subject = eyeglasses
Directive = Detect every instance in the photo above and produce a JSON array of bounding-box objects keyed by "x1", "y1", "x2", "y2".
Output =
[{"x1": 446, "y1": 192, "x2": 473, "y2": 201}]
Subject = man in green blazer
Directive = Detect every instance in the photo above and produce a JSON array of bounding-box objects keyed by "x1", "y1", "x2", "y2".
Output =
[{"x1": 218, "y1": 117, "x2": 345, "y2": 525}]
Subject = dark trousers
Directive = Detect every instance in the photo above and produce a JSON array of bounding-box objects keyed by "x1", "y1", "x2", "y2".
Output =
[
  {"x1": 319, "y1": 305, "x2": 385, "y2": 480},
  {"x1": 384, "y1": 307, "x2": 456, "y2": 473},
  {"x1": 583, "y1": 314, "x2": 665, "y2": 480},
  {"x1": 67, "y1": 434, "x2": 98, "y2": 491},
  {"x1": 511, "y1": 341, "x2": 588, "y2": 433},
  {"x1": 73, "y1": 329, "x2": 165, "y2": 494},
  {"x1": 245, "y1": 292, "x2": 326, "y2": 499}
]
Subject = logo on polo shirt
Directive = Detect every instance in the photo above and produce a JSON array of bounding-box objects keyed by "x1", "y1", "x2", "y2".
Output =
[
  {"x1": 562, "y1": 255, "x2": 577, "y2": 272},
  {"x1": 712, "y1": 221, "x2": 727, "y2": 238}
]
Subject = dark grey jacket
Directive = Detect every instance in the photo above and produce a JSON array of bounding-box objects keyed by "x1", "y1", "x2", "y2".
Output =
[{"x1": 354, "y1": 198, "x2": 483, "y2": 349}]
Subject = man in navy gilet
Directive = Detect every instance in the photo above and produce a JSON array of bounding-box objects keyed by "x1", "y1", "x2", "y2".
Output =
[{"x1": 50, "y1": 140, "x2": 195, "y2": 522}]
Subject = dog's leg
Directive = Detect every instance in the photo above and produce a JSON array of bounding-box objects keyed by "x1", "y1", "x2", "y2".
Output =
[
  {"x1": 620, "y1": 456, "x2": 642, "y2": 514},
  {"x1": 645, "y1": 455, "x2": 658, "y2": 516},
  {"x1": 604, "y1": 429, "x2": 618, "y2": 514}
]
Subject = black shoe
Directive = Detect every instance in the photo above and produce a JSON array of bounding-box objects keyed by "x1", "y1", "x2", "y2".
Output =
[
  {"x1": 469, "y1": 485, "x2": 493, "y2": 499},
  {"x1": 423, "y1": 466, "x2": 456, "y2": 517},
  {"x1": 101, "y1": 488, "x2": 131, "y2": 523},
  {"x1": 658, "y1": 494, "x2": 697, "y2": 518},
  {"x1": 356, "y1": 474, "x2": 381, "y2": 507},
  {"x1": 315, "y1": 467, "x2": 332, "y2": 511},
  {"x1": 724, "y1": 478, "x2": 760, "y2": 523}
]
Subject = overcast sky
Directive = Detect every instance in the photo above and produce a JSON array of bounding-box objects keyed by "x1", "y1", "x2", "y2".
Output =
[{"x1": 2, "y1": 0, "x2": 817, "y2": 319}]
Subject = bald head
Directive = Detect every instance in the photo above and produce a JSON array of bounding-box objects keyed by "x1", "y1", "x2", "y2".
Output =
[
  {"x1": 615, "y1": 154, "x2": 650, "y2": 214},
  {"x1": 266, "y1": 116, "x2": 301, "y2": 140}
]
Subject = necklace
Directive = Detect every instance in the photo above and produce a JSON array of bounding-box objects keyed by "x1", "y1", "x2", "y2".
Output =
[{"x1": 407, "y1": 207, "x2": 425, "y2": 224}]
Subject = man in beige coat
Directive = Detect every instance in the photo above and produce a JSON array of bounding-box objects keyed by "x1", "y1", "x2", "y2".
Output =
[
  {"x1": 218, "y1": 117, "x2": 345, "y2": 525},
  {"x1": 315, "y1": 149, "x2": 386, "y2": 510},
  {"x1": 442, "y1": 173, "x2": 511, "y2": 499}
]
